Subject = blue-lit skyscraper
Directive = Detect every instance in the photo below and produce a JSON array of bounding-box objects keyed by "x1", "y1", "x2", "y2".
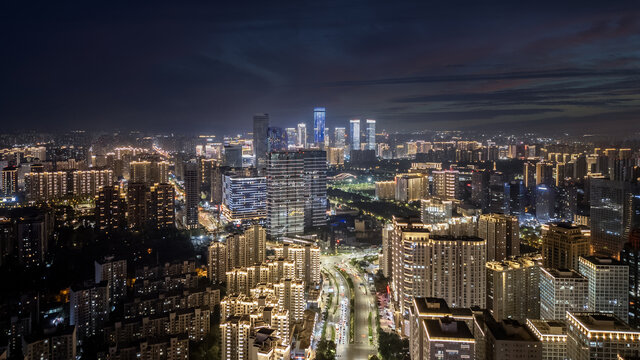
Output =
[
  {"x1": 221, "y1": 173, "x2": 266, "y2": 222},
  {"x1": 365, "y1": 119, "x2": 376, "y2": 150},
  {"x1": 350, "y1": 119, "x2": 360, "y2": 150},
  {"x1": 313, "y1": 107, "x2": 325, "y2": 146}
]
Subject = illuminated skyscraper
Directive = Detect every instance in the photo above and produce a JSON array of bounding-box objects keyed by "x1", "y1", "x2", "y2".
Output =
[
  {"x1": 297, "y1": 123, "x2": 307, "y2": 148},
  {"x1": 334, "y1": 127, "x2": 346, "y2": 148},
  {"x1": 541, "y1": 223, "x2": 589, "y2": 271},
  {"x1": 590, "y1": 178, "x2": 640, "y2": 256},
  {"x1": 478, "y1": 214, "x2": 520, "y2": 262},
  {"x1": 266, "y1": 152, "x2": 305, "y2": 238},
  {"x1": 96, "y1": 185, "x2": 126, "y2": 234},
  {"x1": 221, "y1": 174, "x2": 266, "y2": 221},
  {"x1": 349, "y1": 119, "x2": 360, "y2": 150},
  {"x1": 208, "y1": 241, "x2": 227, "y2": 284},
  {"x1": 126, "y1": 182, "x2": 149, "y2": 230},
  {"x1": 253, "y1": 113, "x2": 269, "y2": 170},
  {"x1": 622, "y1": 229, "x2": 640, "y2": 328},
  {"x1": 302, "y1": 150, "x2": 327, "y2": 229},
  {"x1": 1, "y1": 166, "x2": 18, "y2": 196},
  {"x1": 390, "y1": 217, "x2": 486, "y2": 316},
  {"x1": 566, "y1": 312, "x2": 640, "y2": 360},
  {"x1": 313, "y1": 107, "x2": 325, "y2": 146},
  {"x1": 432, "y1": 170, "x2": 460, "y2": 200},
  {"x1": 267, "y1": 126, "x2": 287, "y2": 153},
  {"x1": 149, "y1": 183, "x2": 175, "y2": 229},
  {"x1": 486, "y1": 256, "x2": 540, "y2": 322},
  {"x1": 285, "y1": 127, "x2": 297, "y2": 148},
  {"x1": 324, "y1": 127, "x2": 330, "y2": 148},
  {"x1": 578, "y1": 256, "x2": 629, "y2": 322},
  {"x1": 365, "y1": 119, "x2": 376, "y2": 150},
  {"x1": 539, "y1": 268, "x2": 588, "y2": 320},
  {"x1": 184, "y1": 160, "x2": 199, "y2": 229}
]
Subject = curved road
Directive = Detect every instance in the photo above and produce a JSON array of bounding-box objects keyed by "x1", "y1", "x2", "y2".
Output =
[{"x1": 323, "y1": 253, "x2": 377, "y2": 360}]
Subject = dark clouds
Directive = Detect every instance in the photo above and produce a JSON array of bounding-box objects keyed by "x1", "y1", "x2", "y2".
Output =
[{"x1": 1, "y1": 0, "x2": 639, "y2": 134}]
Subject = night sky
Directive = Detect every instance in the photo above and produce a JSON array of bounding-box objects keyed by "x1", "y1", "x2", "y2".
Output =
[{"x1": 1, "y1": 1, "x2": 639, "y2": 134}]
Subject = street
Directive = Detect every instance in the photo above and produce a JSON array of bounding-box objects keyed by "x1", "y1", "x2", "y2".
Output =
[{"x1": 322, "y1": 252, "x2": 378, "y2": 360}]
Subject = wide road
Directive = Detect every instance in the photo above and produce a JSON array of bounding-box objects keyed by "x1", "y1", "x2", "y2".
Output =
[{"x1": 322, "y1": 253, "x2": 377, "y2": 360}]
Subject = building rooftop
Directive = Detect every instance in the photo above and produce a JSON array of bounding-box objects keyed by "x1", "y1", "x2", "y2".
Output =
[
  {"x1": 580, "y1": 256, "x2": 623, "y2": 266},
  {"x1": 551, "y1": 222, "x2": 580, "y2": 230},
  {"x1": 567, "y1": 312, "x2": 640, "y2": 333},
  {"x1": 526, "y1": 319, "x2": 567, "y2": 341},
  {"x1": 414, "y1": 297, "x2": 451, "y2": 317},
  {"x1": 541, "y1": 267, "x2": 586, "y2": 279},
  {"x1": 486, "y1": 318, "x2": 538, "y2": 342},
  {"x1": 423, "y1": 317, "x2": 474, "y2": 342},
  {"x1": 413, "y1": 297, "x2": 473, "y2": 320}
]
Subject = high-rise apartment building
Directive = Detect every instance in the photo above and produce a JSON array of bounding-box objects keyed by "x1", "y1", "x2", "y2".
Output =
[
  {"x1": 420, "y1": 198, "x2": 453, "y2": 224},
  {"x1": 486, "y1": 256, "x2": 540, "y2": 322},
  {"x1": 208, "y1": 241, "x2": 227, "y2": 284},
  {"x1": 274, "y1": 242, "x2": 321, "y2": 285},
  {"x1": 365, "y1": 119, "x2": 376, "y2": 150},
  {"x1": 25, "y1": 169, "x2": 114, "y2": 201},
  {"x1": 227, "y1": 225, "x2": 266, "y2": 269},
  {"x1": 327, "y1": 147, "x2": 345, "y2": 166},
  {"x1": 432, "y1": 170, "x2": 460, "y2": 200},
  {"x1": 127, "y1": 182, "x2": 149, "y2": 230},
  {"x1": 394, "y1": 173, "x2": 426, "y2": 202},
  {"x1": 95, "y1": 185, "x2": 126, "y2": 233},
  {"x1": 390, "y1": 217, "x2": 486, "y2": 317},
  {"x1": 1, "y1": 166, "x2": 18, "y2": 195},
  {"x1": 149, "y1": 182, "x2": 175, "y2": 229},
  {"x1": 541, "y1": 222, "x2": 590, "y2": 271},
  {"x1": 253, "y1": 113, "x2": 270, "y2": 170},
  {"x1": 313, "y1": 107, "x2": 325, "y2": 147},
  {"x1": 536, "y1": 162, "x2": 554, "y2": 186},
  {"x1": 95, "y1": 256, "x2": 127, "y2": 306},
  {"x1": 375, "y1": 180, "x2": 395, "y2": 200},
  {"x1": 70, "y1": 281, "x2": 109, "y2": 340},
  {"x1": 539, "y1": 268, "x2": 588, "y2": 321},
  {"x1": 221, "y1": 315, "x2": 251, "y2": 360},
  {"x1": 16, "y1": 212, "x2": 49, "y2": 267},
  {"x1": 349, "y1": 119, "x2": 360, "y2": 151},
  {"x1": 478, "y1": 214, "x2": 520, "y2": 262},
  {"x1": 273, "y1": 279, "x2": 305, "y2": 324},
  {"x1": 578, "y1": 256, "x2": 629, "y2": 322},
  {"x1": 183, "y1": 160, "x2": 199, "y2": 229}
]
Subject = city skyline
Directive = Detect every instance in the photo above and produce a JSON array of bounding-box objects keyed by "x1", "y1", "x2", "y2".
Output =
[{"x1": 2, "y1": 2, "x2": 640, "y2": 360}]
